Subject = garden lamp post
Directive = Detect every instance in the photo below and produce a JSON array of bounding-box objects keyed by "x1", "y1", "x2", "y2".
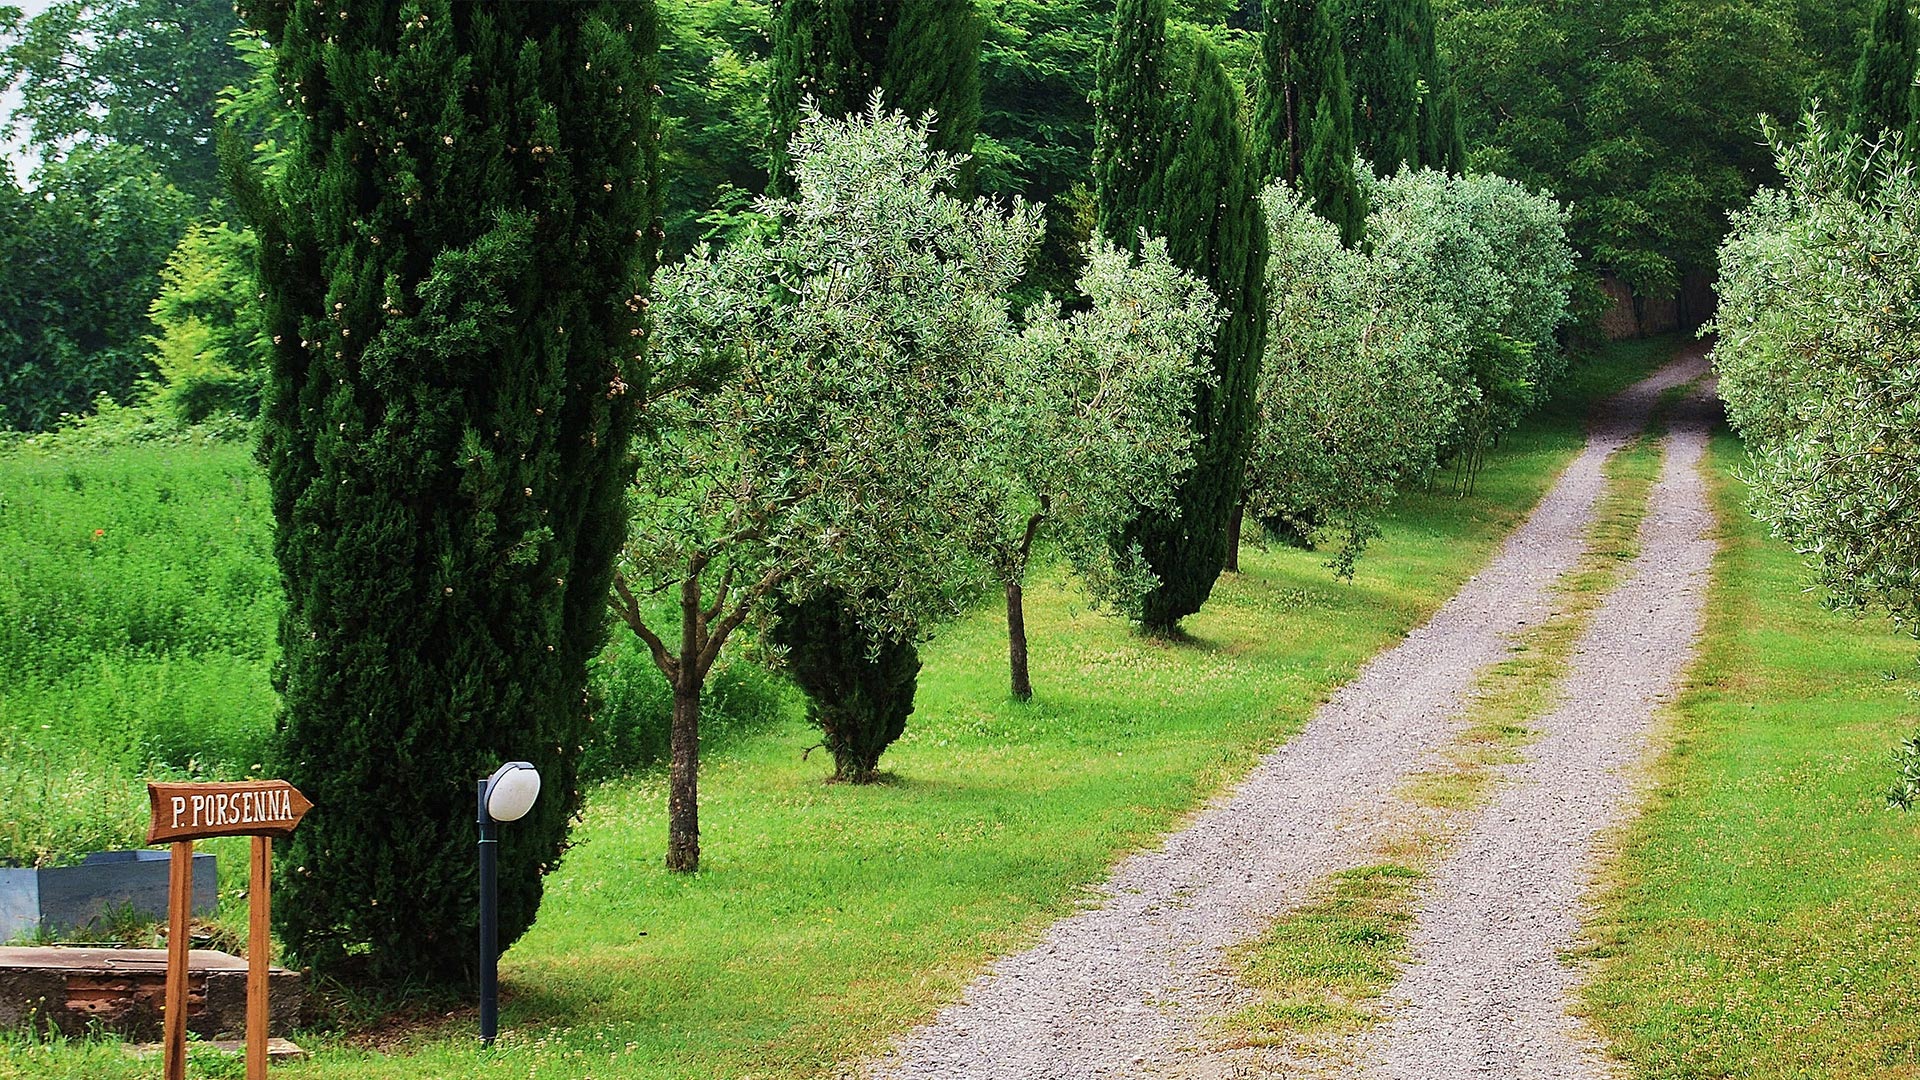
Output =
[{"x1": 477, "y1": 761, "x2": 541, "y2": 1047}]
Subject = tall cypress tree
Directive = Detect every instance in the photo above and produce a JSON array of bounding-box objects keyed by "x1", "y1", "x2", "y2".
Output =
[
  {"x1": 231, "y1": 1, "x2": 659, "y2": 984},
  {"x1": 1119, "y1": 41, "x2": 1269, "y2": 633},
  {"x1": 883, "y1": 0, "x2": 984, "y2": 195},
  {"x1": 1409, "y1": 0, "x2": 1461, "y2": 171},
  {"x1": 1255, "y1": 0, "x2": 1363, "y2": 244},
  {"x1": 1348, "y1": 0, "x2": 1423, "y2": 174},
  {"x1": 1437, "y1": 77, "x2": 1468, "y2": 173},
  {"x1": 765, "y1": 0, "x2": 980, "y2": 781},
  {"x1": 1850, "y1": 0, "x2": 1920, "y2": 144},
  {"x1": 768, "y1": 0, "x2": 896, "y2": 194},
  {"x1": 1093, "y1": 0, "x2": 1170, "y2": 250},
  {"x1": 1253, "y1": 0, "x2": 1305, "y2": 182},
  {"x1": 769, "y1": 0, "x2": 859, "y2": 195}
]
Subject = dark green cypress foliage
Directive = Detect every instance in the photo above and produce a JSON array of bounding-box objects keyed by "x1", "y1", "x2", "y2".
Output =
[
  {"x1": 1252, "y1": 0, "x2": 1308, "y2": 182},
  {"x1": 1439, "y1": 78, "x2": 1468, "y2": 173},
  {"x1": 1302, "y1": 83, "x2": 1365, "y2": 244},
  {"x1": 1093, "y1": 0, "x2": 1171, "y2": 249},
  {"x1": 1255, "y1": 0, "x2": 1363, "y2": 244},
  {"x1": 1348, "y1": 0, "x2": 1423, "y2": 174},
  {"x1": 230, "y1": 0, "x2": 659, "y2": 986},
  {"x1": 1411, "y1": 0, "x2": 1452, "y2": 169},
  {"x1": 882, "y1": 0, "x2": 984, "y2": 195},
  {"x1": 1849, "y1": 0, "x2": 1919, "y2": 144},
  {"x1": 768, "y1": 0, "x2": 895, "y2": 195},
  {"x1": 1122, "y1": 42, "x2": 1269, "y2": 632},
  {"x1": 769, "y1": 589, "x2": 922, "y2": 783}
]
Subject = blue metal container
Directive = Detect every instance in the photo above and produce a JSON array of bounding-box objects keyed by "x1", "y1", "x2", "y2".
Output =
[{"x1": 0, "y1": 851, "x2": 217, "y2": 941}]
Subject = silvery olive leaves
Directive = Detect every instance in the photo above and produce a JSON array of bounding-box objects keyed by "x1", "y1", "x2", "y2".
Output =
[
  {"x1": 1715, "y1": 110, "x2": 1920, "y2": 640},
  {"x1": 1249, "y1": 166, "x2": 1572, "y2": 575},
  {"x1": 617, "y1": 102, "x2": 1217, "y2": 673}
]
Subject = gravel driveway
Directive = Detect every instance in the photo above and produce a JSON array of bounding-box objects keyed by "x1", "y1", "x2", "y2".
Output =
[
  {"x1": 1356, "y1": 364, "x2": 1718, "y2": 1079},
  {"x1": 862, "y1": 349, "x2": 1715, "y2": 1080}
]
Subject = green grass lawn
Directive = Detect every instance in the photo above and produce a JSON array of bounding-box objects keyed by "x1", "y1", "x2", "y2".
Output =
[
  {"x1": 0, "y1": 341, "x2": 1669, "y2": 1079},
  {"x1": 1580, "y1": 432, "x2": 1920, "y2": 1079}
]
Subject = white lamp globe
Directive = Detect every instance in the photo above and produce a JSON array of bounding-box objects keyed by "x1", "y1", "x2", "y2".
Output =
[{"x1": 485, "y1": 762, "x2": 541, "y2": 823}]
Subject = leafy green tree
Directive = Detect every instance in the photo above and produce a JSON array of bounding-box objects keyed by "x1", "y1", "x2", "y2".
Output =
[
  {"x1": 0, "y1": 0, "x2": 249, "y2": 200},
  {"x1": 1716, "y1": 111, "x2": 1920, "y2": 639},
  {"x1": 234, "y1": 0, "x2": 661, "y2": 986},
  {"x1": 965, "y1": 236, "x2": 1219, "y2": 699},
  {"x1": 978, "y1": 0, "x2": 1136, "y2": 298},
  {"x1": 976, "y1": 0, "x2": 1099, "y2": 218},
  {"x1": 1093, "y1": 0, "x2": 1170, "y2": 251},
  {"x1": 1800, "y1": 0, "x2": 1881, "y2": 109},
  {"x1": 1254, "y1": 0, "x2": 1363, "y2": 243},
  {"x1": 657, "y1": 0, "x2": 773, "y2": 254},
  {"x1": 1438, "y1": 0, "x2": 1849, "y2": 299},
  {"x1": 1363, "y1": 165, "x2": 1573, "y2": 488},
  {"x1": 613, "y1": 109, "x2": 1036, "y2": 859},
  {"x1": 1117, "y1": 40, "x2": 1268, "y2": 633},
  {"x1": 762, "y1": 0, "x2": 986, "y2": 798},
  {"x1": 1849, "y1": 0, "x2": 1919, "y2": 144},
  {"x1": 145, "y1": 221, "x2": 270, "y2": 424},
  {"x1": 0, "y1": 145, "x2": 195, "y2": 431},
  {"x1": 1247, "y1": 180, "x2": 1452, "y2": 564},
  {"x1": 1716, "y1": 109, "x2": 1920, "y2": 807}
]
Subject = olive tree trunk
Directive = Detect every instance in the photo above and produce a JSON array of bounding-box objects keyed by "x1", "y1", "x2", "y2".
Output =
[
  {"x1": 1006, "y1": 579, "x2": 1032, "y2": 701},
  {"x1": 665, "y1": 678, "x2": 701, "y2": 872}
]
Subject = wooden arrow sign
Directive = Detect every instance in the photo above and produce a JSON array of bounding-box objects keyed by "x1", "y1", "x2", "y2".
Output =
[
  {"x1": 147, "y1": 779, "x2": 313, "y2": 1080},
  {"x1": 146, "y1": 780, "x2": 313, "y2": 845}
]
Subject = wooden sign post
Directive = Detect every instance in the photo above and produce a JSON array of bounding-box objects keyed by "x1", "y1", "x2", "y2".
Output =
[{"x1": 147, "y1": 780, "x2": 312, "y2": 1080}]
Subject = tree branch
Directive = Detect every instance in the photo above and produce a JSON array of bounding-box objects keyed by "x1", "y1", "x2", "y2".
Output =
[
  {"x1": 702, "y1": 563, "x2": 736, "y2": 625},
  {"x1": 610, "y1": 571, "x2": 678, "y2": 678},
  {"x1": 695, "y1": 564, "x2": 788, "y2": 675}
]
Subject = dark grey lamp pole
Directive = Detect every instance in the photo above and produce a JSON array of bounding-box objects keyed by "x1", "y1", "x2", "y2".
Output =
[{"x1": 477, "y1": 761, "x2": 541, "y2": 1047}]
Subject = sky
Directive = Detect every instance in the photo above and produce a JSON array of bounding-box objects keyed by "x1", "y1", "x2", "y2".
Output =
[{"x1": 2, "y1": 0, "x2": 60, "y2": 182}]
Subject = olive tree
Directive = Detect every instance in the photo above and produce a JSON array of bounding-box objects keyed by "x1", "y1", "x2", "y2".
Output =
[
  {"x1": 1716, "y1": 113, "x2": 1920, "y2": 638},
  {"x1": 1244, "y1": 181, "x2": 1453, "y2": 572},
  {"x1": 610, "y1": 105, "x2": 1036, "y2": 870},
  {"x1": 1715, "y1": 113, "x2": 1920, "y2": 807},
  {"x1": 965, "y1": 235, "x2": 1220, "y2": 700},
  {"x1": 1364, "y1": 165, "x2": 1573, "y2": 489}
]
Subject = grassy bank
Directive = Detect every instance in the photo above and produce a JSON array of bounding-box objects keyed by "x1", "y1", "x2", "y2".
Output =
[
  {"x1": 0, "y1": 340, "x2": 1668, "y2": 1078},
  {"x1": 1581, "y1": 432, "x2": 1920, "y2": 1078}
]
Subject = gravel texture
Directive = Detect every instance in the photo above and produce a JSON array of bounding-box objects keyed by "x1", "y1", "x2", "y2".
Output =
[
  {"x1": 863, "y1": 352, "x2": 1715, "y2": 1080},
  {"x1": 1356, "y1": 364, "x2": 1719, "y2": 1080}
]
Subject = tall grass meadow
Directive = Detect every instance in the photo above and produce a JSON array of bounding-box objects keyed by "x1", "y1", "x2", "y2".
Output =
[{"x1": 0, "y1": 439, "x2": 785, "y2": 873}]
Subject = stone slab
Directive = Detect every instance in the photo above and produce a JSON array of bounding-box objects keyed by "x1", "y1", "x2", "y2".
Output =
[
  {"x1": 127, "y1": 1037, "x2": 306, "y2": 1060},
  {"x1": 0, "y1": 946, "x2": 301, "y2": 1040}
]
